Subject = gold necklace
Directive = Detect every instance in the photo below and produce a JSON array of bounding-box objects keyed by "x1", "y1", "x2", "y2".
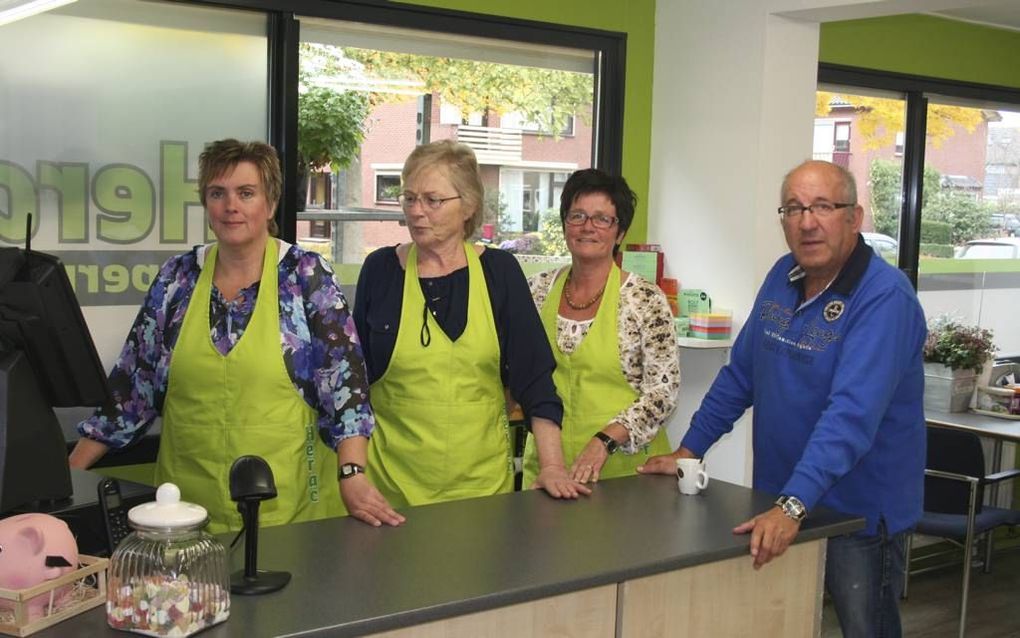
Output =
[{"x1": 563, "y1": 272, "x2": 605, "y2": 310}]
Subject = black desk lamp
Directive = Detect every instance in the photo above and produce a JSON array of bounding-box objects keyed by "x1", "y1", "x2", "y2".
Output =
[{"x1": 228, "y1": 455, "x2": 291, "y2": 595}]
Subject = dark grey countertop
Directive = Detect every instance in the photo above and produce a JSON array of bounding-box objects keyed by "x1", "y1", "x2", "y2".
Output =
[{"x1": 38, "y1": 474, "x2": 862, "y2": 637}]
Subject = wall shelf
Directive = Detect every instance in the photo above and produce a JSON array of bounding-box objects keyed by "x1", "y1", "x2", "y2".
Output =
[{"x1": 678, "y1": 337, "x2": 733, "y2": 349}]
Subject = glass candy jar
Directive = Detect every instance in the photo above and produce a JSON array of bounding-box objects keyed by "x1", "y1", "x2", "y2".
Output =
[{"x1": 107, "y1": 483, "x2": 230, "y2": 636}]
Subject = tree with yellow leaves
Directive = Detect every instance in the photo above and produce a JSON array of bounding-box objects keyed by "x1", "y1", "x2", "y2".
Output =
[{"x1": 815, "y1": 92, "x2": 984, "y2": 150}]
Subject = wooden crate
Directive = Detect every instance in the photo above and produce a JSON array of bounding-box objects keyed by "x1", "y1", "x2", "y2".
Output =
[{"x1": 0, "y1": 555, "x2": 108, "y2": 637}]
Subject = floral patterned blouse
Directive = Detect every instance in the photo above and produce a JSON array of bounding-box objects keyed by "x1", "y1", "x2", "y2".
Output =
[
  {"x1": 528, "y1": 269, "x2": 681, "y2": 453},
  {"x1": 77, "y1": 240, "x2": 375, "y2": 450}
]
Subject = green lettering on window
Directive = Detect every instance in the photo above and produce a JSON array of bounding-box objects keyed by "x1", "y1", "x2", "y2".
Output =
[
  {"x1": 0, "y1": 161, "x2": 38, "y2": 243},
  {"x1": 94, "y1": 165, "x2": 155, "y2": 244},
  {"x1": 38, "y1": 161, "x2": 89, "y2": 243},
  {"x1": 161, "y1": 141, "x2": 200, "y2": 243}
]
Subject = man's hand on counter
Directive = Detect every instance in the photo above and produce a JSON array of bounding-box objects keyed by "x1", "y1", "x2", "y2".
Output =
[
  {"x1": 532, "y1": 465, "x2": 593, "y2": 499},
  {"x1": 340, "y1": 475, "x2": 406, "y2": 527},
  {"x1": 732, "y1": 507, "x2": 800, "y2": 570},
  {"x1": 635, "y1": 446, "x2": 695, "y2": 475}
]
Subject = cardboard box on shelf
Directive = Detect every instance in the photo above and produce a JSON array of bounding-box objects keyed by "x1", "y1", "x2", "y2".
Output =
[
  {"x1": 674, "y1": 316, "x2": 691, "y2": 339},
  {"x1": 621, "y1": 250, "x2": 663, "y2": 285},
  {"x1": 659, "y1": 278, "x2": 679, "y2": 316},
  {"x1": 679, "y1": 289, "x2": 711, "y2": 316}
]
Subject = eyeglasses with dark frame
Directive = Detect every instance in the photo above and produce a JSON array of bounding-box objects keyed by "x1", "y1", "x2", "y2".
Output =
[
  {"x1": 399, "y1": 192, "x2": 462, "y2": 212},
  {"x1": 565, "y1": 211, "x2": 619, "y2": 230},
  {"x1": 777, "y1": 202, "x2": 855, "y2": 219}
]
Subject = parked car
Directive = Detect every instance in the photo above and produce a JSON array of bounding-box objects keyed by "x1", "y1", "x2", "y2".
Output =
[
  {"x1": 957, "y1": 237, "x2": 1020, "y2": 259},
  {"x1": 988, "y1": 213, "x2": 1020, "y2": 237},
  {"x1": 862, "y1": 232, "x2": 899, "y2": 259}
]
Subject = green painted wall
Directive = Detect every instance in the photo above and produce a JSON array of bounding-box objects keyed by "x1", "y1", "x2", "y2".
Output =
[
  {"x1": 820, "y1": 14, "x2": 1020, "y2": 90},
  {"x1": 402, "y1": 0, "x2": 656, "y2": 243}
]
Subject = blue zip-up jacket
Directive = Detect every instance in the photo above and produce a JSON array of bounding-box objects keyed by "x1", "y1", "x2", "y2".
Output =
[{"x1": 681, "y1": 237, "x2": 927, "y2": 536}]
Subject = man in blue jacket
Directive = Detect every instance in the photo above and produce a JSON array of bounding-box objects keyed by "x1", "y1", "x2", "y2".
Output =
[{"x1": 640, "y1": 160, "x2": 926, "y2": 637}]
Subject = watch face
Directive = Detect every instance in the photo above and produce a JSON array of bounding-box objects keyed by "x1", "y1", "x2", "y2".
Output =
[
  {"x1": 783, "y1": 498, "x2": 806, "y2": 520},
  {"x1": 340, "y1": 464, "x2": 363, "y2": 479}
]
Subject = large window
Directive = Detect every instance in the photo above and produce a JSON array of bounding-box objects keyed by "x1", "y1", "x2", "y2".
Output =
[
  {"x1": 2, "y1": 0, "x2": 625, "y2": 364},
  {"x1": 819, "y1": 67, "x2": 1020, "y2": 511},
  {"x1": 819, "y1": 67, "x2": 1020, "y2": 354},
  {"x1": 918, "y1": 100, "x2": 1020, "y2": 356},
  {"x1": 294, "y1": 17, "x2": 600, "y2": 273},
  {"x1": 814, "y1": 87, "x2": 907, "y2": 262},
  {"x1": 0, "y1": 0, "x2": 268, "y2": 369}
]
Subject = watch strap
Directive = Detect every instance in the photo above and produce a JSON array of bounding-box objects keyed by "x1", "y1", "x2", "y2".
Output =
[{"x1": 593, "y1": 431, "x2": 619, "y2": 454}]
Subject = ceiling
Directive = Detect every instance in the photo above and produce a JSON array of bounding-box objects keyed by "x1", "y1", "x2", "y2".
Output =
[{"x1": 932, "y1": 4, "x2": 1020, "y2": 31}]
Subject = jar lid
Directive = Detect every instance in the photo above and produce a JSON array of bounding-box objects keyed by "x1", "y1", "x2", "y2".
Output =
[{"x1": 128, "y1": 483, "x2": 209, "y2": 530}]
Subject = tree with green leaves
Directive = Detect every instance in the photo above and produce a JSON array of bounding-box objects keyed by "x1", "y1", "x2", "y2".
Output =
[
  {"x1": 868, "y1": 159, "x2": 940, "y2": 237},
  {"x1": 295, "y1": 44, "x2": 371, "y2": 209},
  {"x1": 297, "y1": 85, "x2": 369, "y2": 176},
  {"x1": 869, "y1": 158, "x2": 990, "y2": 247},
  {"x1": 341, "y1": 49, "x2": 592, "y2": 135}
]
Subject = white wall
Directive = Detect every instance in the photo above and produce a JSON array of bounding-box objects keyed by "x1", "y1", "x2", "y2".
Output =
[
  {"x1": 650, "y1": 2, "x2": 820, "y2": 485},
  {"x1": 648, "y1": 0, "x2": 998, "y2": 486}
]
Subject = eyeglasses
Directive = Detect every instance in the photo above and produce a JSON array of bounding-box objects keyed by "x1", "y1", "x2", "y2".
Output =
[
  {"x1": 399, "y1": 192, "x2": 461, "y2": 212},
  {"x1": 565, "y1": 211, "x2": 619, "y2": 229},
  {"x1": 777, "y1": 202, "x2": 854, "y2": 219}
]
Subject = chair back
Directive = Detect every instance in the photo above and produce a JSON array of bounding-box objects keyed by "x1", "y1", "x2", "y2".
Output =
[{"x1": 924, "y1": 427, "x2": 986, "y2": 515}]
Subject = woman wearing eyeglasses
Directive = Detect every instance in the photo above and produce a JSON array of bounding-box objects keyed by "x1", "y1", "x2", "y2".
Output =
[
  {"x1": 353, "y1": 140, "x2": 589, "y2": 511},
  {"x1": 522, "y1": 169, "x2": 680, "y2": 486}
]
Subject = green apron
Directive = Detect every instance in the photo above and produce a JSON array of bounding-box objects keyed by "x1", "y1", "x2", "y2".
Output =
[
  {"x1": 366, "y1": 243, "x2": 512, "y2": 509},
  {"x1": 523, "y1": 265, "x2": 671, "y2": 485},
  {"x1": 157, "y1": 238, "x2": 344, "y2": 534}
]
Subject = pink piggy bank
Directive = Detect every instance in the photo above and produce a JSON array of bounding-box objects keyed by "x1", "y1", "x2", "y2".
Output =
[{"x1": 0, "y1": 513, "x2": 79, "y2": 620}]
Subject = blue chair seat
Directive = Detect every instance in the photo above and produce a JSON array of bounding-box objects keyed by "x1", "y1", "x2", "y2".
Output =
[
  {"x1": 917, "y1": 507, "x2": 1018, "y2": 539},
  {"x1": 904, "y1": 427, "x2": 1020, "y2": 638}
]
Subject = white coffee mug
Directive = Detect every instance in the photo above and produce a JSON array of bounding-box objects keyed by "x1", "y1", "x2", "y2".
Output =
[{"x1": 676, "y1": 458, "x2": 709, "y2": 495}]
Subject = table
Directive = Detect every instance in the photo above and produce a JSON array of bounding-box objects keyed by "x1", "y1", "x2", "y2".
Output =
[
  {"x1": 926, "y1": 409, "x2": 1020, "y2": 505},
  {"x1": 36, "y1": 474, "x2": 861, "y2": 638}
]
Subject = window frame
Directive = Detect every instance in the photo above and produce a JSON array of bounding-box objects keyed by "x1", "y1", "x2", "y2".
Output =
[
  {"x1": 199, "y1": 0, "x2": 627, "y2": 243},
  {"x1": 818, "y1": 63, "x2": 1020, "y2": 287},
  {"x1": 373, "y1": 171, "x2": 402, "y2": 205}
]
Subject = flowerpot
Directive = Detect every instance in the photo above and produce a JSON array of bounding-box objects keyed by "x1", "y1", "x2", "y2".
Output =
[
  {"x1": 971, "y1": 363, "x2": 994, "y2": 409},
  {"x1": 923, "y1": 363, "x2": 977, "y2": 413}
]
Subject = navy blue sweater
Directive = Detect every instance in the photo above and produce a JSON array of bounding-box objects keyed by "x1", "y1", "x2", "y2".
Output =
[{"x1": 353, "y1": 245, "x2": 563, "y2": 426}]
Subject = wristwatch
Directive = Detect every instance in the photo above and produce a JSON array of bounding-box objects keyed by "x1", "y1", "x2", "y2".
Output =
[
  {"x1": 774, "y1": 495, "x2": 807, "y2": 522},
  {"x1": 338, "y1": 463, "x2": 365, "y2": 481},
  {"x1": 593, "y1": 432, "x2": 619, "y2": 455}
]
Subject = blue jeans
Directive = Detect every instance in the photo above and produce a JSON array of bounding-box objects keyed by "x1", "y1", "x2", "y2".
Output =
[{"x1": 825, "y1": 521, "x2": 908, "y2": 638}]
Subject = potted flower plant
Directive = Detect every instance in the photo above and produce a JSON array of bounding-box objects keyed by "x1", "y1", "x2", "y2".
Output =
[{"x1": 923, "y1": 316, "x2": 996, "y2": 412}]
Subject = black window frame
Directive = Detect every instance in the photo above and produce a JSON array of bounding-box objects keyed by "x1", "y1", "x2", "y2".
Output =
[
  {"x1": 819, "y1": 63, "x2": 1020, "y2": 287},
  {"x1": 180, "y1": 0, "x2": 627, "y2": 243}
]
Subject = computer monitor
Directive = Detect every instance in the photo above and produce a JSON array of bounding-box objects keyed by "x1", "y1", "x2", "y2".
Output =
[{"x1": 0, "y1": 246, "x2": 113, "y2": 513}]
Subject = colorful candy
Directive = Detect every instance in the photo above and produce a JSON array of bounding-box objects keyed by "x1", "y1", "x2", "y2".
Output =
[{"x1": 106, "y1": 575, "x2": 229, "y2": 637}]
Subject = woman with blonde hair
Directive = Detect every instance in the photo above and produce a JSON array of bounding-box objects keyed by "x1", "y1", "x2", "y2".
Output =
[{"x1": 354, "y1": 140, "x2": 588, "y2": 509}]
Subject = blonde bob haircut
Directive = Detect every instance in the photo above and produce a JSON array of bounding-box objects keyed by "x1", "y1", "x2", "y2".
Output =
[
  {"x1": 401, "y1": 140, "x2": 484, "y2": 239},
  {"x1": 199, "y1": 139, "x2": 283, "y2": 237}
]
